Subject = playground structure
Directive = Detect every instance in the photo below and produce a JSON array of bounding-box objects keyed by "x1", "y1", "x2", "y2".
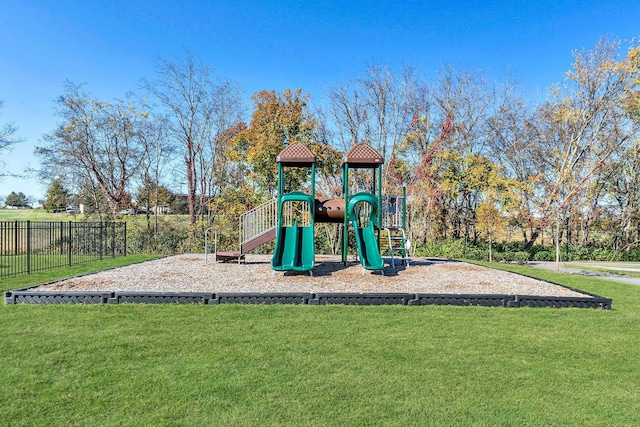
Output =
[{"x1": 214, "y1": 142, "x2": 409, "y2": 273}]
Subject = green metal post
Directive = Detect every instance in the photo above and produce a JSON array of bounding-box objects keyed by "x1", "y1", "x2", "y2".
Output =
[
  {"x1": 377, "y1": 164, "x2": 382, "y2": 232},
  {"x1": 311, "y1": 164, "x2": 316, "y2": 204},
  {"x1": 276, "y1": 164, "x2": 284, "y2": 230},
  {"x1": 402, "y1": 183, "x2": 407, "y2": 230},
  {"x1": 277, "y1": 164, "x2": 284, "y2": 202}
]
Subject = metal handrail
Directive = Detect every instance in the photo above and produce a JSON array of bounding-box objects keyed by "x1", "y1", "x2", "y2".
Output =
[
  {"x1": 239, "y1": 198, "x2": 278, "y2": 246},
  {"x1": 204, "y1": 227, "x2": 215, "y2": 264},
  {"x1": 382, "y1": 196, "x2": 405, "y2": 228}
]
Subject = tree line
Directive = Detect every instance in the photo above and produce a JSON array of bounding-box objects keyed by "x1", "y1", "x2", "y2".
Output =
[{"x1": 31, "y1": 37, "x2": 640, "y2": 261}]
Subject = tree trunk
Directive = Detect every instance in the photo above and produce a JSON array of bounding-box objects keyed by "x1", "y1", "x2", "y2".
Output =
[
  {"x1": 524, "y1": 227, "x2": 541, "y2": 251},
  {"x1": 185, "y1": 146, "x2": 197, "y2": 226},
  {"x1": 554, "y1": 217, "x2": 562, "y2": 271},
  {"x1": 488, "y1": 239, "x2": 493, "y2": 263}
]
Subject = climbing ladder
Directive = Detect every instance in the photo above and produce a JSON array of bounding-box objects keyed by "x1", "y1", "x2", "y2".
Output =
[
  {"x1": 381, "y1": 196, "x2": 410, "y2": 269},
  {"x1": 381, "y1": 227, "x2": 410, "y2": 269}
]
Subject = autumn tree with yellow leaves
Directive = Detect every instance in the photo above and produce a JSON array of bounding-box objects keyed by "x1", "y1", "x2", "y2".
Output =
[{"x1": 229, "y1": 88, "x2": 341, "y2": 196}]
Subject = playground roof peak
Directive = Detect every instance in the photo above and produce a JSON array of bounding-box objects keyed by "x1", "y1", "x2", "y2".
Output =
[
  {"x1": 342, "y1": 142, "x2": 384, "y2": 167},
  {"x1": 276, "y1": 142, "x2": 316, "y2": 166}
]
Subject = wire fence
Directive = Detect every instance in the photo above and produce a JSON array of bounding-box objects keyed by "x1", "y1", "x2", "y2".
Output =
[{"x1": 0, "y1": 221, "x2": 127, "y2": 278}]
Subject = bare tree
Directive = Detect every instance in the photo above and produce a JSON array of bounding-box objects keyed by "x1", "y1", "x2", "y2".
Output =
[
  {"x1": 432, "y1": 64, "x2": 494, "y2": 156},
  {"x1": 326, "y1": 63, "x2": 429, "y2": 186},
  {"x1": 200, "y1": 78, "x2": 244, "y2": 221},
  {"x1": 530, "y1": 38, "x2": 640, "y2": 266},
  {"x1": 326, "y1": 78, "x2": 368, "y2": 151},
  {"x1": 0, "y1": 100, "x2": 21, "y2": 179},
  {"x1": 36, "y1": 82, "x2": 149, "y2": 217},
  {"x1": 142, "y1": 52, "x2": 244, "y2": 225},
  {"x1": 485, "y1": 76, "x2": 542, "y2": 244},
  {"x1": 136, "y1": 114, "x2": 174, "y2": 235}
]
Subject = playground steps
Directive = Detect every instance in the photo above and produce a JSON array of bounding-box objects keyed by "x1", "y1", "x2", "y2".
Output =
[
  {"x1": 381, "y1": 227, "x2": 410, "y2": 269},
  {"x1": 215, "y1": 228, "x2": 277, "y2": 262},
  {"x1": 213, "y1": 198, "x2": 277, "y2": 262},
  {"x1": 215, "y1": 251, "x2": 245, "y2": 262}
]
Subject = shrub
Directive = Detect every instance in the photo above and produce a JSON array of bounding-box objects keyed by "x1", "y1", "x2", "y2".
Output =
[
  {"x1": 533, "y1": 250, "x2": 554, "y2": 261},
  {"x1": 464, "y1": 247, "x2": 488, "y2": 261},
  {"x1": 492, "y1": 251, "x2": 506, "y2": 262},
  {"x1": 514, "y1": 251, "x2": 530, "y2": 265},
  {"x1": 567, "y1": 244, "x2": 590, "y2": 261}
]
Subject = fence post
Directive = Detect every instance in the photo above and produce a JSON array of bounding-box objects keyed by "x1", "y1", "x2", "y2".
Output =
[
  {"x1": 123, "y1": 222, "x2": 127, "y2": 257},
  {"x1": 99, "y1": 222, "x2": 103, "y2": 261},
  {"x1": 60, "y1": 222, "x2": 64, "y2": 257},
  {"x1": 26, "y1": 220, "x2": 31, "y2": 274},
  {"x1": 111, "y1": 222, "x2": 116, "y2": 258},
  {"x1": 14, "y1": 221, "x2": 18, "y2": 256},
  {"x1": 68, "y1": 221, "x2": 72, "y2": 267}
]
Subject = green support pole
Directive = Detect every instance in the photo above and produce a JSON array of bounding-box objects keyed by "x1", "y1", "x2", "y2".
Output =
[
  {"x1": 377, "y1": 164, "x2": 382, "y2": 232},
  {"x1": 311, "y1": 164, "x2": 316, "y2": 203},
  {"x1": 402, "y1": 183, "x2": 407, "y2": 230},
  {"x1": 277, "y1": 165, "x2": 284, "y2": 202}
]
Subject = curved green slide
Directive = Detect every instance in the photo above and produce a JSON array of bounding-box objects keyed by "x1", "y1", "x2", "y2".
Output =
[
  {"x1": 271, "y1": 192, "x2": 315, "y2": 273},
  {"x1": 348, "y1": 193, "x2": 384, "y2": 271}
]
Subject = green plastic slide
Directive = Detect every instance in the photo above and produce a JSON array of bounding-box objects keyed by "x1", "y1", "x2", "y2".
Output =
[
  {"x1": 271, "y1": 193, "x2": 315, "y2": 273},
  {"x1": 354, "y1": 222, "x2": 385, "y2": 270},
  {"x1": 348, "y1": 193, "x2": 384, "y2": 271}
]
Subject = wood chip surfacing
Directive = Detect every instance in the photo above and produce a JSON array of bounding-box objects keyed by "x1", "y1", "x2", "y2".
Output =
[{"x1": 33, "y1": 254, "x2": 589, "y2": 298}]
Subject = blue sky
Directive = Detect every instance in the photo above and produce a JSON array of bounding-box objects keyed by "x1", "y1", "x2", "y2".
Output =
[{"x1": 1, "y1": 0, "x2": 639, "y2": 200}]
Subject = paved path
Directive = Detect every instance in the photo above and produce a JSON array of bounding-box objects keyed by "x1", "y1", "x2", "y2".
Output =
[{"x1": 526, "y1": 261, "x2": 640, "y2": 286}]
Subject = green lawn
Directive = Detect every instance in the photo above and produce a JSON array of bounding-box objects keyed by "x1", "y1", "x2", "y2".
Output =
[
  {"x1": 565, "y1": 262, "x2": 640, "y2": 279},
  {"x1": 0, "y1": 208, "x2": 190, "y2": 223},
  {"x1": 1, "y1": 259, "x2": 639, "y2": 426},
  {"x1": 0, "y1": 209, "x2": 75, "y2": 222}
]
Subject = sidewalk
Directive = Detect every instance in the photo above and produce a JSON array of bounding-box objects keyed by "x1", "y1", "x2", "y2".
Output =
[{"x1": 526, "y1": 261, "x2": 640, "y2": 286}]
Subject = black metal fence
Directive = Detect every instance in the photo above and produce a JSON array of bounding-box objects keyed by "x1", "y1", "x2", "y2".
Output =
[{"x1": 0, "y1": 221, "x2": 127, "y2": 278}]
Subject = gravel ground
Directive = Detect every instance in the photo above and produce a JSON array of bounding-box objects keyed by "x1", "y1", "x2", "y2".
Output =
[{"x1": 33, "y1": 254, "x2": 590, "y2": 298}]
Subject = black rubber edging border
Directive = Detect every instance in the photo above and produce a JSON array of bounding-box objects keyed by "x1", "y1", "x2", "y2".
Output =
[{"x1": 4, "y1": 289, "x2": 612, "y2": 309}]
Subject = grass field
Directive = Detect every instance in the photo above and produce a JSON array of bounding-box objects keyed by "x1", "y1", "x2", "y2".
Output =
[
  {"x1": 565, "y1": 262, "x2": 640, "y2": 279},
  {"x1": 0, "y1": 209, "x2": 77, "y2": 222},
  {"x1": 0, "y1": 209, "x2": 191, "y2": 224},
  {"x1": 1, "y1": 258, "x2": 639, "y2": 426}
]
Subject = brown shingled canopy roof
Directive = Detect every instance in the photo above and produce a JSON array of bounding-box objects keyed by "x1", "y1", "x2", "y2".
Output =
[
  {"x1": 276, "y1": 142, "x2": 316, "y2": 166},
  {"x1": 341, "y1": 142, "x2": 384, "y2": 167}
]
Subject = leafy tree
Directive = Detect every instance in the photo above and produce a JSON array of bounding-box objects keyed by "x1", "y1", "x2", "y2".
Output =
[
  {"x1": 476, "y1": 201, "x2": 505, "y2": 262},
  {"x1": 75, "y1": 177, "x2": 110, "y2": 219},
  {"x1": 44, "y1": 178, "x2": 71, "y2": 212},
  {"x1": 136, "y1": 178, "x2": 174, "y2": 212},
  {"x1": 5, "y1": 191, "x2": 29, "y2": 208},
  {"x1": 229, "y1": 88, "x2": 340, "y2": 195},
  {"x1": 208, "y1": 183, "x2": 267, "y2": 250}
]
